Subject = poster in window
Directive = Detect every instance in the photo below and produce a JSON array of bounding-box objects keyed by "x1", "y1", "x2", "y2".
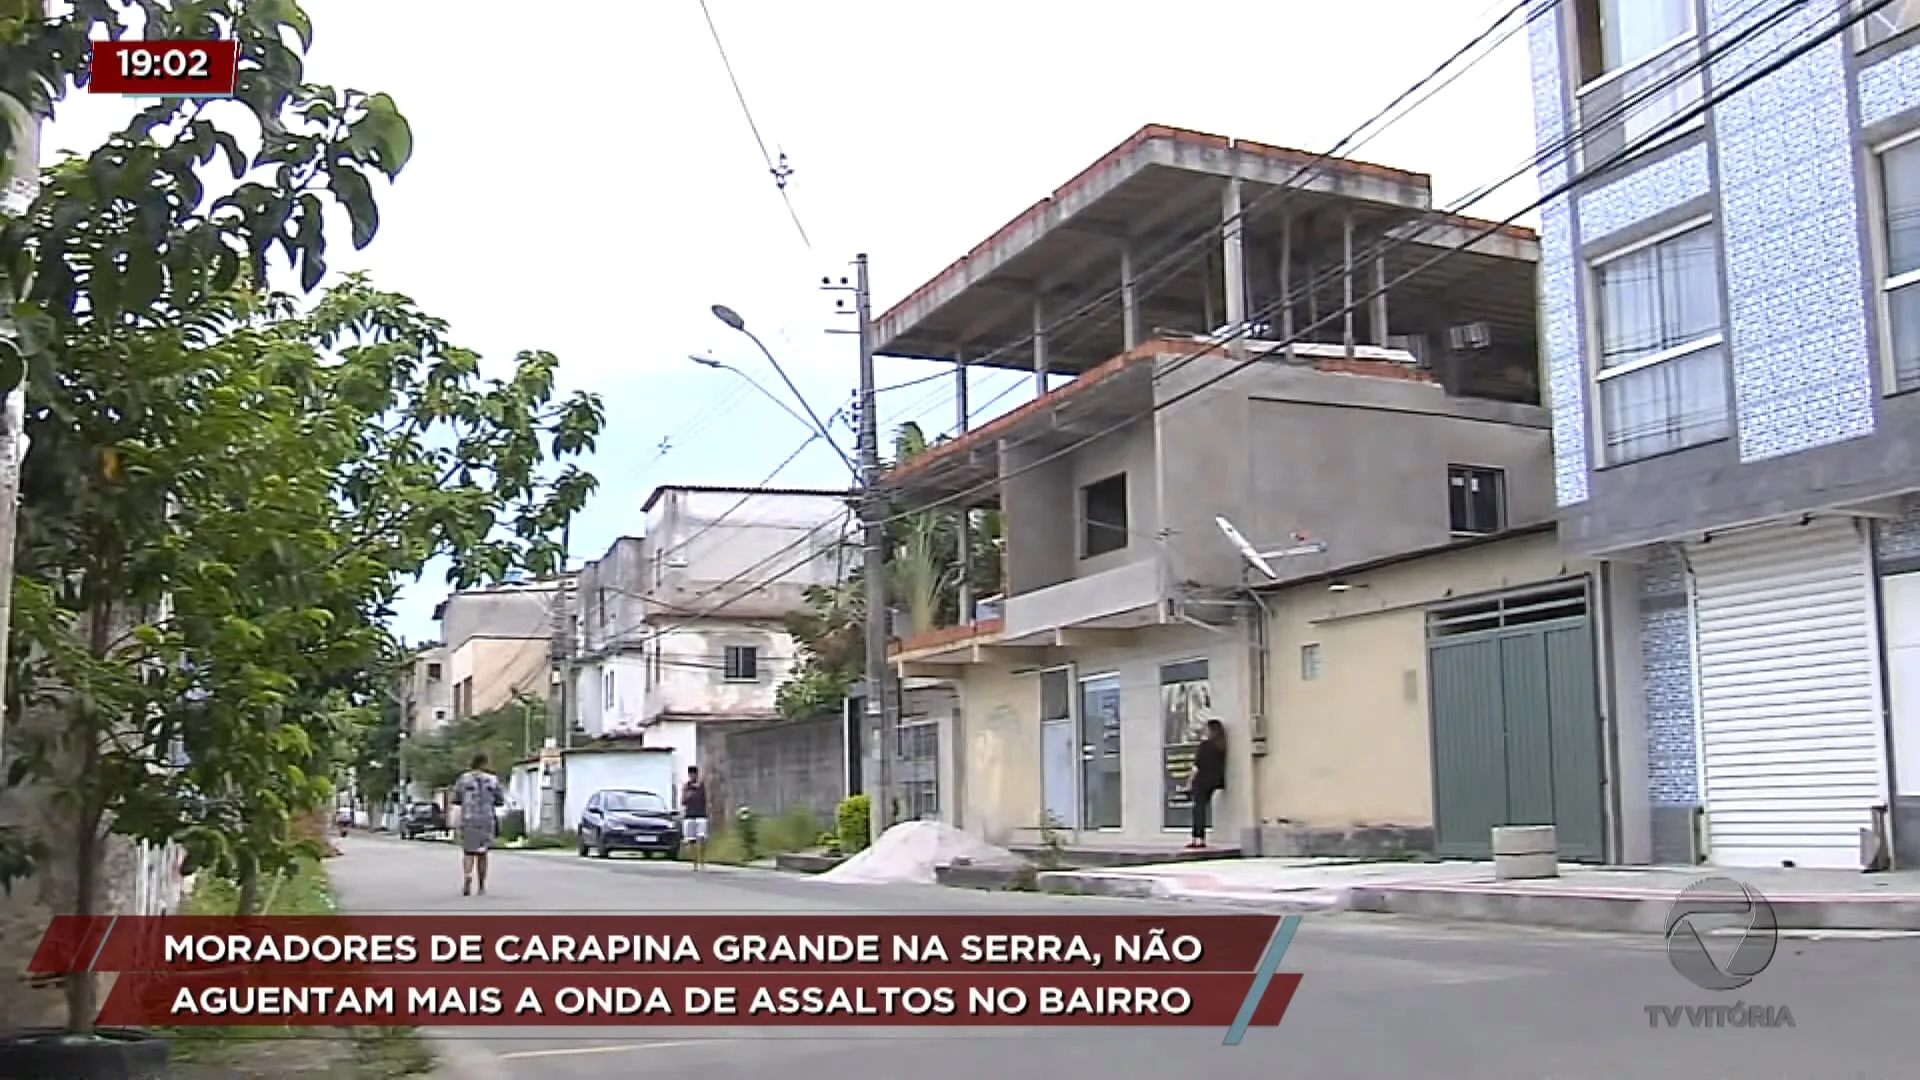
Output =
[{"x1": 1159, "y1": 659, "x2": 1212, "y2": 830}]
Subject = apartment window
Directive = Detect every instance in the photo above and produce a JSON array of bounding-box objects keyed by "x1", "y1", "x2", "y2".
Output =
[
  {"x1": 1879, "y1": 136, "x2": 1920, "y2": 391},
  {"x1": 723, "y1": 644, "x2": 758, "y2": 682},
  {"x1": 1300, "y1": 644, "x2": 1323, "y2": 681},
  {"x1": 1571, "y1": 0, "x2": 1701, "y2": 166},
  {"x1": 1865, "y1": 0, "x2": 1920, "y2": 49},
  {"x1": 425, "y1": 662, "x2": 441, "y2": 681},
  {"x1": 1080, "y1": 474, "x2": 1129, "y2": 558},
  {"x1": 1448, "y1": 466, "x2": 1506, "y2": 536},
  {"x1": 1592, "y1": 222, "x2": 1729, "y2": 464}
]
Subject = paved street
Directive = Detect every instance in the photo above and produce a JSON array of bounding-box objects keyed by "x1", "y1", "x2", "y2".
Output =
[{"x1": 330, "y1": 836, "x2": 1916, "y2": 1079}]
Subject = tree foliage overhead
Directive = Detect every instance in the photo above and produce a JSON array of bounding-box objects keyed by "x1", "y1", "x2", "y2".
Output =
[
  {"x1": 0, "y1": 0, "x2": 608, "y2": 1035},
  {"x1": 776, "y1": 422, "x2": 1003, "y2": 720}
]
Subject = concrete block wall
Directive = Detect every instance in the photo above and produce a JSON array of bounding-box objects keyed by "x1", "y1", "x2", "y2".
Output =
[{"x1": 1638, "y1": 544, "x2": 1700, "y2": 865}]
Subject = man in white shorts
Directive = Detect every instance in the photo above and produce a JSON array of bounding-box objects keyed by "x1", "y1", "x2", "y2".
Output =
[{"x1": 681, "y1": 765, "x2": 710, "y2": 870}]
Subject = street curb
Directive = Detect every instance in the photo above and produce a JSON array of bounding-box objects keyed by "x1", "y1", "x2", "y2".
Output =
[
  {"x1": 1345, "y1": 883, "x2": 1920, "y2": 934},
  {"x1": 1033, "y1": 870, "x2": 1347, "y2": 912}
]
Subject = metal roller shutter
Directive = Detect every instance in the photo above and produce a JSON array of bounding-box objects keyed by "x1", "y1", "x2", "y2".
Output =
[{"x1": 1687, "y1": 517, "x2": 1888, "y2": 869}]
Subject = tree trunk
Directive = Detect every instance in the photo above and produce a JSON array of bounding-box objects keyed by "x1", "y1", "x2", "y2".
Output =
[
  {"x1": 61, "y1": 595, "x2": 116, "y2": 1034},
  {"x1": 234, "y1": 853, "x2": 259, "y2": 918}
]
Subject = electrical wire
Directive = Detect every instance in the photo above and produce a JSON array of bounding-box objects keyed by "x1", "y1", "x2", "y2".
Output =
[
  {"x1": 647, "y1": 431, "x2": 847, "y2": 566},
  {"x1": 866, "y1": 0, "x2": 1864, "y2": 533},
  {"x1": 697, "y1": 0, "x2": 813, "y2": 250}
]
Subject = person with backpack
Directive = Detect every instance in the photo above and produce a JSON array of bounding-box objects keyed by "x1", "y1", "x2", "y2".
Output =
[{"x1": 453, "y1": 751, "x2": 506, "y2": 896}]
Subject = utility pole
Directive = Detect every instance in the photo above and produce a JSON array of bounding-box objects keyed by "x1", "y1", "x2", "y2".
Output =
[{"x1": 853, "y1": 253, "x2": 893, "y2": 838}]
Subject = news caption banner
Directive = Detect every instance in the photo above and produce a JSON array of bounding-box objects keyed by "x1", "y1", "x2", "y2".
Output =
[{"x1": 32, "y1": 915, "x2": 1304, "y2": 1044}]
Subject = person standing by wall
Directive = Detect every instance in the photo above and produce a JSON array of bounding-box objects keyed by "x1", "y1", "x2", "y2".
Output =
[
  {"x1": 681, "y1": 766, "x2": 710, "y2": 871},
  {"x1": 1186, "y1": 720, "x2": 1228, "y2": 850},
  {"x1": 453, "y1": 752, "x2": 506, "y2": 895}
]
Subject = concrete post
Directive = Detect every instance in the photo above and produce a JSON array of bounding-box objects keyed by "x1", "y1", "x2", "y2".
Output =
[
  {"x1": 1491, "y1": 825, "x2": 1560, "y2": 880},
  {"x1": 1031, "y1": 297, "x2": 1048, "y2": 398},
  {"x1": 1278, "y1": 217, "x2": 1294, "y2": 363},
  {"x1": 954, "y1": 347, "x2": 972, "y2": 624},
  {"x1": 1120, "y1": 245, "x2": 1140, "y2": 350},
  {"x1": 1342, "y1": 212, "x2": 1356, "y2": 361},
  {"x1": 1371, "y1": 257, "x2": 1390, "y2": 347},
  {"x1": 1222, "y1": 174, "x2": 1246, "y2": 360}
]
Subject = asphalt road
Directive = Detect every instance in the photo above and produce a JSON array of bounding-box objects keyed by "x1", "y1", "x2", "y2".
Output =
[{"x1": 328, "y1": 835, "x2": 1917, "y2": 1079}]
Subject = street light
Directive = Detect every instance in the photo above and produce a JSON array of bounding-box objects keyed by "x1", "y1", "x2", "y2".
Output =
[
  {"x1": 707, "y1": 303, "x2": 856, "y2": 476},
  {"x1": 687, "y1": 354, "x2": 820, "y2": 437}
]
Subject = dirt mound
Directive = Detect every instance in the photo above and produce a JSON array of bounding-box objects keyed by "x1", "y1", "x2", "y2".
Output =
[{"x1": 818, "y1": 820, "x2": 1025, "y2": 886}]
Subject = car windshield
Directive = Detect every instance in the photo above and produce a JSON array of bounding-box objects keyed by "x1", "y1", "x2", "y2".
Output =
[
  {"x1": 603, "y1": 791, "x2": 668, "y2": 813},
  {"x1": 409, "y1": 803, "x2": 436, "y2": 814}
]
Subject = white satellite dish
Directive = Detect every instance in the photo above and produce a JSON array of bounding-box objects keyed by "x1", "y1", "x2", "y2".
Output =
[{"x1": 1216, "y1": 516, "x2": 1278, "y2": 581}]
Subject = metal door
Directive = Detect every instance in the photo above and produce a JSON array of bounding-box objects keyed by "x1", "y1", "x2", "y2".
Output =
[
  {"x1": 1428, "y1": 583, "x2": 1605, "y2": 861},
  {"x1": 1039, "y1": 668, "x2": 1079, "y2": 829},
  {"x1": 1079, "y1": 673, "x2": 1123, "y2": 830}
]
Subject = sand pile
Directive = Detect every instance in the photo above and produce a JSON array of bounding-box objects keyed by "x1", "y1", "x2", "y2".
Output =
[{"x1": 817, "y1": 820, "x2": 1026, "y2": 886}]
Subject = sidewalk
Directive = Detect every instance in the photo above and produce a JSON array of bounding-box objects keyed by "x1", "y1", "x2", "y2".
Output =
[{"x1": 1035, "y1": 857, "x2": 1920, "y2": 932}]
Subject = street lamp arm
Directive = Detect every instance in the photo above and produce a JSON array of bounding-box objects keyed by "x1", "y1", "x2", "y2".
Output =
[{"x1": 736, "y1": 327, "x2": 857, "y2": 476}]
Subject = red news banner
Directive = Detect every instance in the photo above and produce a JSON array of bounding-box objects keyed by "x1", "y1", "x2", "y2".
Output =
[{"x1": 31, "y1": 915, "x2": 1303, "y2": 1030}]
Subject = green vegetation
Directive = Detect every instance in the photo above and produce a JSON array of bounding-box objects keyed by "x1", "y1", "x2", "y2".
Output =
[
  {"x1": 167, "y1": 857, "x2": 433, "y2": 1078},
  {"x1": 837, "y1": 794, "x2": 873, "y2": 856},
  {"x1": 0, "y1": 0, "x2": 604, "y2": 1038},
  {"x1": 777, "y1": 422, "x2": 1004, "y2": 723},
  {"x1": 399, "y1": 693, "x2": 549, "y2": 792},
  {"x1": 695, "y1": 807, "x2": 823, "y2": 866}
]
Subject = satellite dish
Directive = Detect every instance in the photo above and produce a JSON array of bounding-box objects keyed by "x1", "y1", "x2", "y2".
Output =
[{"x1": 1216, "y1": 516, "x2": 1278, "y2": 581}]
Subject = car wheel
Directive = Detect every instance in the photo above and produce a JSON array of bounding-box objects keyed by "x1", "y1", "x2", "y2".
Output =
[{"x1": 576, "y1": 834, "x2": 589, "y2": 857}]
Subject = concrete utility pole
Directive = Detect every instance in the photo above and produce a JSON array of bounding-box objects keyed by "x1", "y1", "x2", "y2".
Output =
[
  {"x1": 0, "y1": 83, "x2": 41, "y2": 775},
  {"x1": 853, "y1": 253, "x2": 893, "y2": 836}
]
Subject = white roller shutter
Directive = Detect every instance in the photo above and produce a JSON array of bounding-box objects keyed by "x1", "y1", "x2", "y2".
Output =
[{"x1": 1687, "y1": 517, "x2": 1888, "y2": 870}]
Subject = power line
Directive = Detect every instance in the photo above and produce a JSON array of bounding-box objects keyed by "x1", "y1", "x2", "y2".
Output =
[
  {"x1": 697, "y1": 0, "x2": 813, "y2": 250},
  {"x1": 867, "y1": 0, "x2": 1847, "y2": 532}
]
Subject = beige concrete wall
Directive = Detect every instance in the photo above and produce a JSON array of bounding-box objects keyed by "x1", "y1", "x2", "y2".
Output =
[
  {"x1": 1260, "y1": 531, "x2": 1586, "y2": 829},
  {"x1": 948, "y1": 624, "x2": 1251, "y2": 847},
  {"x1": 449, "y1": 636, "x2": 550, "y2": 717},
  {"x1": 955, "y1": 664, "x2": 1041, "y2": 846}
]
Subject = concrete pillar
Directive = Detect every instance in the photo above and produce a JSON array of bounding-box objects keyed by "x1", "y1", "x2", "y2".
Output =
[
  {"x1": 1278, "y1": 216, "x2": 1294, "y2": 362},
  {"x1": 1120, "y1": 245, "x2": 1140, "y2": 350},
  {"x1": 1371, "y1": 257, "x2": 1390, "y2": 348},
  {"x1": 1202, "y1": 253, "x2": 1216, "y2": 332},
  {"x1": 954, "y1": 348, "x2": 973, "y2": 624},
  {"x1": 1491, "y1": 825, "x2": 1560, "y2": 880},
  {"x1": 1342, "y1": 212, "x2": 1356, "y2": 360},
  {"x1": 1222, "y1": 175, "x2": 1246, "y2": 360},
  {"x1": 1031, "y1": 298, "x2": 1048, "y2": 398}
]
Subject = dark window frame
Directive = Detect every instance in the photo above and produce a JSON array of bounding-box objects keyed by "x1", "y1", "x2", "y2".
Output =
[
  {"x1": 1448, "y1": 465, "x2": 1507, "y2": 536},
  {"x1": 722, "y1": 644, "x2": 759, "y2": 682},
  {"x1": 1080, "y1": 473, "x2": 1130, "y2": 558}
]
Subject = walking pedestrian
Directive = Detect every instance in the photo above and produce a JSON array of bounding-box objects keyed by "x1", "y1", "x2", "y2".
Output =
[
  {"x1": 681, "y1": 766, "x2": 710, "y2": 870},
  {"x1": 1186, "y1": 720, "x2": 1228, "y2": 850},
  {"x1": 453, "y1": 752, "x2": 505, "y2": 896}
]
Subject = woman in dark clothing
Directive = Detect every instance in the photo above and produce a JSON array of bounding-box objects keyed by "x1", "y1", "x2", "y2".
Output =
[{"x1": 1187, "y1": 720, "x2": 1228, "y2": 849}]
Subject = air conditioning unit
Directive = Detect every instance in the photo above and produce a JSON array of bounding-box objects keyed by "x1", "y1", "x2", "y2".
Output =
[{"x1": 1448, "y1": 322, "x2": 1492, "y2": 350}]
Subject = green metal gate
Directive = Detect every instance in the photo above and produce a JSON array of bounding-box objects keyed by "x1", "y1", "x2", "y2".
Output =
[{"x1": 1427, "y1": 582, "x2": 1605, "y2": 862}]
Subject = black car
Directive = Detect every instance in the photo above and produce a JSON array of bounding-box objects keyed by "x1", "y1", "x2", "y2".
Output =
[
  {"x1": 400, "y1": 801, "x2": 447, "y2": 840},
  {"x1": 578, "y1": 789, "x2": 682, "y2": 859}
]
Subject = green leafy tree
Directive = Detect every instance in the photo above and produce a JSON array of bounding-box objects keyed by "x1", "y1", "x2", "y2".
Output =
[{"x1": 400, "y1": 697, "x2": 542, "y2": 793}]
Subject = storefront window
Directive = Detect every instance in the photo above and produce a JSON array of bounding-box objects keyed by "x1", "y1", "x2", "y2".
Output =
[{"x1": 1159, "y1": 659, "x2": 1213, "y2": 830}]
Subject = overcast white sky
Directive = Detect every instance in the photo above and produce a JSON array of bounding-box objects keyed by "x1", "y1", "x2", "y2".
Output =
[{"x1": 42, "y1": 0, "x2": 1538, "y2": 642}]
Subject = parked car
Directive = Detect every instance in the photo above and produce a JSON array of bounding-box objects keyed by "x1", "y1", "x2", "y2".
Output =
[
  {"x1": 578, "y1": 789, "x2": 681, "y2": 859},
  {"x1": 400, "y1": 801, "x2": 447, "y2": 840}
]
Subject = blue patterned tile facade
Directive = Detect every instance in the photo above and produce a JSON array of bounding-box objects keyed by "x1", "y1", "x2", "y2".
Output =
[
  {"x1": 1530, "y1": 2, "x2": 1589, "y2": 506},
  {"x1": 1709, "y1": 0, "x2": 1876, "y2": 461},
  {"x1": 1859, "y1": 42, "x2": 1920, "y2": 128},
  {"x1": 1577, "y1": 144, "x2": 1713, "y2": 244},
  {"x1": 1638, "y1": 545, "x2": 1698, "y2": 806},
  {"x1": 1875, "y1": 496, "x2": 1920, "y2": 565}
]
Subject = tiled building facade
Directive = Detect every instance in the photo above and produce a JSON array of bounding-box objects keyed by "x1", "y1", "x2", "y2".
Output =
[{"x1": 1529, "y1": 0, "x2": 1920, "y2": 868}]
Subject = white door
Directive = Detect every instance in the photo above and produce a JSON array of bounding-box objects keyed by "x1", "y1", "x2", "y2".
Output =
[
  {"x1": 1879, "y1": 573, "x2": 1920, "y2": 800},
  {"x1": 1688, "y1": 517, "x2": 1889, "y2": 869}
]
